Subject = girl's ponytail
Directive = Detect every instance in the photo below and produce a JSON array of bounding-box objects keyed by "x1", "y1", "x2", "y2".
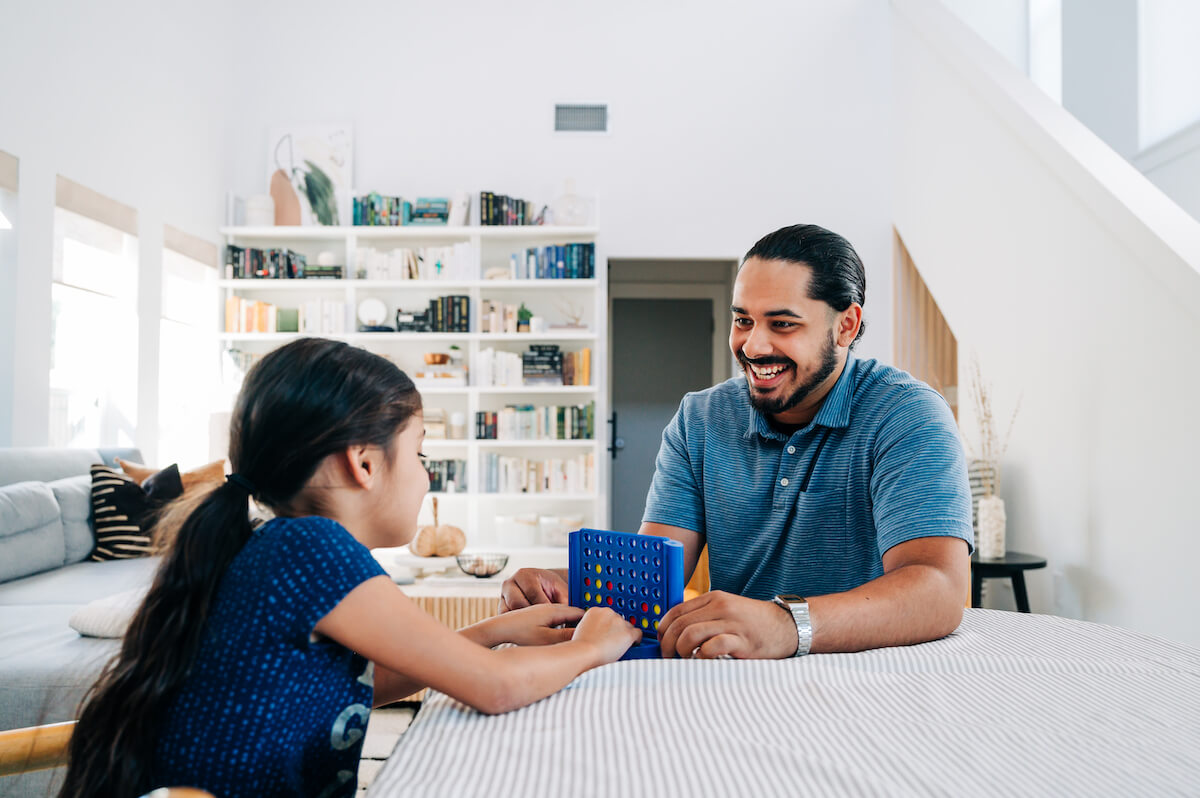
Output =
[
  {"x1": 61, "y1": 338, "x2": 420, "y2": 797},
  {"x1": 61, "y1": 478, "x2": 256, "y2": 796}
]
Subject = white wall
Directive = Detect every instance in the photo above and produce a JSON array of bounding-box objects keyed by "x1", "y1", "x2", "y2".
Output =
[
  {"x1": 939, "y1": 0, "x2": 1030, "y2": 71},
  {"x1": 0, "y1": 0, "x2": 233, "y2": 449},
  {"x1": 893, "y1": 0, "x2": 1200, "y2": 647},
  {"x1": 223, "y1": 0, "x2": 895, "y2": 364},
  {"x1": 0, "y1": 0, "x2": 897, "y2": 447}
]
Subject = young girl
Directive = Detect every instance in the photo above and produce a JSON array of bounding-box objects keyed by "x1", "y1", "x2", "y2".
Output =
[{"x1": 62, "y1": 338, "x2": 640, "y2": 798}]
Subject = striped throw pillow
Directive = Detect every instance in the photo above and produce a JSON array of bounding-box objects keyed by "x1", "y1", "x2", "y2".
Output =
[{"x1": 89, "y1": 464, "x2": 165, "y2": 561}]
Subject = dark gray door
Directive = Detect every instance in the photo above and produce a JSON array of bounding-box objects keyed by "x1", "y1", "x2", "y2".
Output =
[{"x1": 611, "y1": 298, "x2": 713, "y2": 533}]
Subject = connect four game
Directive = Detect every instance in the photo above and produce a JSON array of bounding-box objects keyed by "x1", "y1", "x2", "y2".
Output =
[{"x1": 567, "y1": 528, "x2": 685, "y2": 660}]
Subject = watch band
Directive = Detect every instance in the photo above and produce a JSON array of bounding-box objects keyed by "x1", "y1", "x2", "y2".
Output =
[{"x1": 773, "y1": 594, "x2": 812, "y2": 657}]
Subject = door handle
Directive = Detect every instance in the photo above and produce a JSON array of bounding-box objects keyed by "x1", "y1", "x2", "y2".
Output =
[{"x1": 608, "y1": 412, "x2": 623, "y2": 460}]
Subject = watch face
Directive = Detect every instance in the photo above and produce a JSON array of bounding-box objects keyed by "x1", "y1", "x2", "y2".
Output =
[{"x1": 777, "y1": 594, "x2": 806, "y2": 605}]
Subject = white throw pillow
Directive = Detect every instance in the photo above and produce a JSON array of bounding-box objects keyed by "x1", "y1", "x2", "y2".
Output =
[{"x1": 69, "y1": 587, "x2": 147, "y2": 638}]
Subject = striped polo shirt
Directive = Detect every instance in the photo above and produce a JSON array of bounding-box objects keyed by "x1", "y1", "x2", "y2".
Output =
[{"x1": 642, "y1": 355, "x2": 973, "y2": 601}]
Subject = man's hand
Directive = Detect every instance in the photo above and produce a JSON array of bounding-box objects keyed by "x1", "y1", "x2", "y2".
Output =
[
  {"x1": 499, "y1": 568, "x2": 569, "y2": 613},
  {"x1": 656, "y1": 590, "x2": 799, "y2": 659}
]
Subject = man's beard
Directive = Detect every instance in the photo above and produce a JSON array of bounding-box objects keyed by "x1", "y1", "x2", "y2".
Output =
[{"x1": 739, "y1": 331, "x2": 839, "y2": 416}]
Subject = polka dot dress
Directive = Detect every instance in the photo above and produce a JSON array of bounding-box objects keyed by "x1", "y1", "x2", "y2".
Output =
[{"x1": 154, "y1": 516, "x2": 386, "y2": 797}]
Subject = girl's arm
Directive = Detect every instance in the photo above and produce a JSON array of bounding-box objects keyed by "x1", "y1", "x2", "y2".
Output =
[
  {"x1": 369, "y1": 603, "x2": 586, "y2": 706},
  {"x1": 315, "y1": 576, "x2": 640, "y2": 714}
]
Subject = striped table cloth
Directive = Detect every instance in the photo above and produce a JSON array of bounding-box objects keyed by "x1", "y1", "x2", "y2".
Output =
[{"x1": 369, "y1": 609, "x2": 1200, "y2": 797}]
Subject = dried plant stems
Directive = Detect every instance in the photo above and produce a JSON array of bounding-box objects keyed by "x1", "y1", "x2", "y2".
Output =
[{"x1": 965, "y1": 355, "x2": 1021, "y2": 496}]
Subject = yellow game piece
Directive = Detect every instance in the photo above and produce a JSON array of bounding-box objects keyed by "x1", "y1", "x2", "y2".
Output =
[
  {"x1": 641, "y1": 618, "x2": 649, "y2": 628},
  {"x1": 653, "y1": 604, "x2": 661, "y2": 615},
  {"x1": 654, "y1": 621, "x2": 660, "y2": 630},
  {"x1": 584, "y1": 592, "x2": 591, "y2": 602},
  {"x1": 595, "y1": 564, "x2": 602, "y2": 574},
  {"x1": 595, "y1": 594, "x2": 602, "y2": 604}
]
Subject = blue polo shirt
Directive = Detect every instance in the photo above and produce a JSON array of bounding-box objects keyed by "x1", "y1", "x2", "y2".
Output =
[{"x1": 642, "y1": 356, "x2": 973, "y2": 601}]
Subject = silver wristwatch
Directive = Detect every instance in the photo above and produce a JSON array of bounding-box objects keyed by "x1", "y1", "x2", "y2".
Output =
[{"x1": 772, "y1": 594, "x2": 812, "y2": 657}]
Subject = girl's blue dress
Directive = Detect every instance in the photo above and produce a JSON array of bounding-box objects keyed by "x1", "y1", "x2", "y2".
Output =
[{"x1": 155, "y1": 516, "x2": 387, "y2": 797}]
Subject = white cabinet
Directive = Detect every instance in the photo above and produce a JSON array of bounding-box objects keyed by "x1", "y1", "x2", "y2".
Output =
[{"x1": 218, "y1": 224, "x2": 608, "y2": 551}]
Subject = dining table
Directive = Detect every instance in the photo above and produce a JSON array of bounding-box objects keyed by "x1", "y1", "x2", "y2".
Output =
[{"x1": 367, "y1": 608, "x2": 1200, "y2": 797}]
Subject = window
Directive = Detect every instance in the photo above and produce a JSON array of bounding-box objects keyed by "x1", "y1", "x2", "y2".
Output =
[
  {"x1": 49, "y1": 178, "x2": 139, "y2": 448},
  {"x1": 1138, "y1": 0, "x2": 1200, "y2": 149},
  {"x1": 1028, "y1": 0, "x2": 1062, "y2": 105},
  {"x1": 158, "y1": 227, "x2": 219, "y2": 465}
]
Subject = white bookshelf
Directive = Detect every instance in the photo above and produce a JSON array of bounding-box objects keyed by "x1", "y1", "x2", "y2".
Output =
[{"x1": 218, "y1": 223, "x2": 607, "y2": 552}]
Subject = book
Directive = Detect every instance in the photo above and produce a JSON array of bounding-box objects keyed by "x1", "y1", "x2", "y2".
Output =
[
  {"x1": 276, "y1": 308, "x2": 299, "y2": 333},
  {"x1": 447, "y1": 191, "x2": 470, "y2": 226}
]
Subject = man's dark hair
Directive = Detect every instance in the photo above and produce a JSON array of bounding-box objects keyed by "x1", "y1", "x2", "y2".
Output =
[{"x1": 743, "y1": 224, "x2": 867, "y2": 348}]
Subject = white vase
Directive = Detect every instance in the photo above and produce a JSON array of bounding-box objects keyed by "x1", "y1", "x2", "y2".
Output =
[{"x1": 977, "y1": 495, "x2": 1006, "y2": 559}]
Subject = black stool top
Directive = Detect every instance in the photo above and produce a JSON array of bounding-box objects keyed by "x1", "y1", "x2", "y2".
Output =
[{"x1": 971, "y1": 551, "x2": 1047, "y2": 575}]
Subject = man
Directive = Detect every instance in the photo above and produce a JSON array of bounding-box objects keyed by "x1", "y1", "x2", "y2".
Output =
[{"x1": 502, "y1": 224, "x2": 973, "y2": 659}]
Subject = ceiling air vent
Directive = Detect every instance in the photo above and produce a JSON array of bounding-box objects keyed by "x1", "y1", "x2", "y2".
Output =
[{"x1": 555, "y1": 104, "x2": 608, "y2": 132}]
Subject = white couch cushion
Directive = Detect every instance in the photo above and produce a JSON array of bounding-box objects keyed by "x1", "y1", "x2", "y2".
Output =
[
  {"x1": 49, "y1": 474, "x2": 93, "y2": 564},
  {"x1": 0, "y1": 482, "x2": 65, "y2": 583}
]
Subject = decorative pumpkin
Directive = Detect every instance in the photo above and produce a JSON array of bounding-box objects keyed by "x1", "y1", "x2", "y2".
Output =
[{"x1": 411, "y1": 497, "x2": 466, "y2": 557}]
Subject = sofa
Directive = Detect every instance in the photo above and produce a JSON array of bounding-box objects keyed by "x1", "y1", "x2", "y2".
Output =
[{"x1": 0, "y1": 447, "x2": 162, "y2": 796}]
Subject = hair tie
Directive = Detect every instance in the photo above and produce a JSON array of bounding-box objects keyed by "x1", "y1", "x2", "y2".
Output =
[{"x1": 226, "y1": 473, "x2": 256, "y2": 495}]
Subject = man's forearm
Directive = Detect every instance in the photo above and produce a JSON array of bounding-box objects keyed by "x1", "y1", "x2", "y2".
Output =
[{"x1": 807, "y1": 563, "x2": 965, "y2": 653}]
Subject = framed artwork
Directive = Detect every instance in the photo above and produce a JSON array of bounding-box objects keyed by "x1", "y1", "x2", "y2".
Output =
[{"x1": 267, "y1": 126, "x2": 353, "y2": 226}]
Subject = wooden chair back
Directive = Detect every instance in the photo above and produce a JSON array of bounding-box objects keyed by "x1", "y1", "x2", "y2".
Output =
[{"x1": 0, "y1": 721, "x2": 214, "y2": 797}]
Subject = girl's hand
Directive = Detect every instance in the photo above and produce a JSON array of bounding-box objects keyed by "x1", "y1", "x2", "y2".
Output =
[
  {"x1": 572, "y1": 607, "x2": 642, "y2": 663},
  {"x1": 486, "y1": 603, "x2": 585, "y2": 647}
]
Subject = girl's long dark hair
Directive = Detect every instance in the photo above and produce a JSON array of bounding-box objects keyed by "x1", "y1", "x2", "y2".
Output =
[{"x1": 61, "y1": 338, "x2": 421, "y2": 797}]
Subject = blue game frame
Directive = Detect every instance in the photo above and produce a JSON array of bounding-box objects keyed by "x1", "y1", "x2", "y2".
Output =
[{"x1": 567, "y1": 528, "x2": 685, "y2": 660}]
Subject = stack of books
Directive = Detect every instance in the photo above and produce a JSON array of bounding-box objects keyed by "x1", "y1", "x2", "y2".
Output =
[
  {"x1": 424, "y1": 459, "x2": 467, "y2": 493},
  {"x1": 480, "y1": 452, "x2": 595, "y2": 494},
  {"x1": 563, "y1": 349, "x2": 591, "y2": 386},
  {"x1": 424, "y1": 408, "x2": 448, "y2": 438},
  {"x1": 224, "y1": 298, "x2": 341, "y2": 334},
  {"x1": 479, "y1": 300, "x2": 521, "y2": 333},
  {"x1": 224, "y1": 246, "x2": 309, "y2": 279},
  {"x1": 479, "y1": 192, "x2": 536, "y2": 225},
  {"x1": 475, "y1": 402, "x2": 595, "y2": 440},
  {"x1": 355, "y1": 243, "x2": 476, "y2": 281},
  {"x1": 394, "y1": 297, "x2": 469, "y2": 332},
  {"x1": 299, "y1": 299, "x2": 349, "y2": 334},
  {"x1": 224, "y1": 297, "x2": 278, "y2": 333},
  {"x1": 429, "y1": 296, "x2": 470, "y2": 332},
  {"x1": 508, "y1": 244, "x2": 595, "y2": 279},
  {"x1": 475, "y1": 348, "x2": 524, "y2": 386},
  {"x1": 523, "y1": 345, "x2": 563, "y2": 385},
  {"x1": 416, "y1": 244, "x2": 474, "y2": 280},
  {"x1": 353, "y1": 193, "x2": 411, "y2": 226},
  {"x1": 304, "y1": 264, "x2": 344, "y2": 279},
  {"x1": 410, "y1": 198, "x2": 450, "y2": 225}
]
